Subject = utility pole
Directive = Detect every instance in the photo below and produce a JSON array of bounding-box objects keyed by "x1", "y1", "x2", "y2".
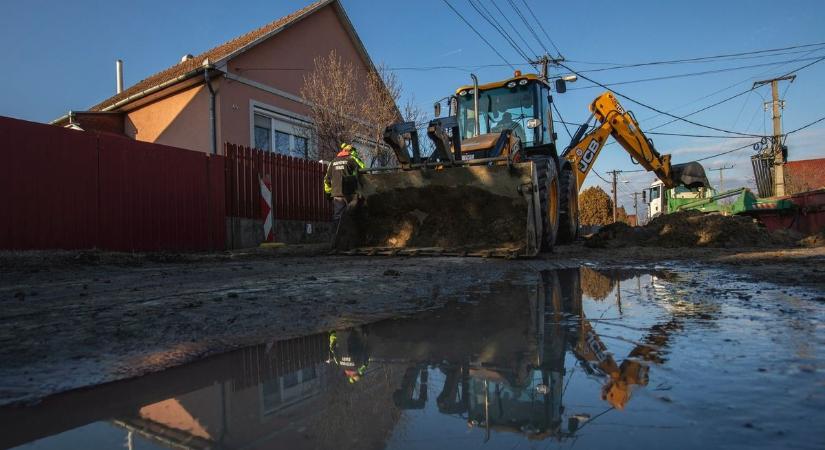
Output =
[
  {"x1": 533, "y1": 54, "x2": 566, "y2": 80},
  {"x1": 753, "y1": 75, "x2": 795, "y2": 196},
  {"x1": 708, "y1": 164, "x2": 734, "y2": 193},
  {"x1": 632, "y1": 192, "x2": 640, "y2": 226},
  {"x1": 607, "y1": 170, "x2": 621, "y2": 223}
]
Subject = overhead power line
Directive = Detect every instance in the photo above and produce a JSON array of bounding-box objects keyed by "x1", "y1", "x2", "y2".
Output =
[
  {"x1": 552, "y1": 120, "x2": 753, "y2": 139},
  {"x1": 690, "y1": 141, "x2": 760, "y2": 163},
  {"x1": 490, "y1": 0, "x2": 540, "y2": 58},
  {"x1": 646, "y1": 131, "x2": 755, "y2": 139},
  {"x1": 237, "y1": 54, "x2": 824, "y2": 79},
  {"x1": 441, "y1": 0, "x2": 515, "y2": 70},
  {"x1": 569, "y1": 47, "x2": 825, "y2": 68},
  {"x1": 784, "y1": 114, "x2": 825, "y2": 135},
  {"x1": 567, "y1": 56, "x2": 825, "y2": 91},
  {"x1": 591, "y1": 169, "x2": 612, "y2": 184},
  {"x1": 557, "y1": 61, "x2": 763, "y2": 137},
  {"x1": 505, "y1": 0, "x2": 548, "y2": 56},
  {"x1": 235, "y1": 41, "x2": 825, "y2": 76},
  {"x1": 467, "y1": 0, "x2": 534, "y2": 64},
  {"x1": 518, "y1": 0, "x2": 563, "y2": 58},
  {"x1": 575, "y1": 41, "x2": 825, "y2": 73},
  {"x1": 640, "y1": 46, "x2": 825, "y2": 125},
  {"x1": 647, "y1": 53, "x2": 825, "y2": 132},
  {"x1": 552, "y1": 104, "x2": 573, "y2": 139}
]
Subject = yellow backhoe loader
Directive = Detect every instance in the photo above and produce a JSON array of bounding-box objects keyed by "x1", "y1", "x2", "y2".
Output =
[{"x1": 334, "y1": 71, "x2": 709, "y2": 257}]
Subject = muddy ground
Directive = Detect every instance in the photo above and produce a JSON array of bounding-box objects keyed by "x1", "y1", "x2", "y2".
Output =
[
  {"x1": 556, "y1": 244, "x2": 825, "y2": 292},
  {"x1": 0, "y1": 243, "x2": 823, "y2": 407}
]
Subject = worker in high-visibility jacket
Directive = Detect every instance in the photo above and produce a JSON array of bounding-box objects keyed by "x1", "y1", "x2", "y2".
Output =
[
  {"x1": 328, "y1": 329, "x2": 370, "y2": 384},
  {"x1": 324, "y1": 143, "x2": 366, "y2": 225}
]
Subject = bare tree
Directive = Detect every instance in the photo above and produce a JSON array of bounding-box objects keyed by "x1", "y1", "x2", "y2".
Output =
[
  {"x1": 361, "y1": 63, "x2": 402, "y2": 167},
  {"x1": 300, "y1": 50, "x2": 363, "y2": 161},
  {"x1": 401, "y1": 96, "x2": 434, "y2": 158},
  {"x1": 579, "y1": 186, "x2": 614, "y2": 226},
  {"x1": 301, "y1": 51, "x2": 402, "y2": 165}
]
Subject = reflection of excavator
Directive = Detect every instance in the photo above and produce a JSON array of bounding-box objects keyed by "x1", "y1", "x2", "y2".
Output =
[
  {"x1": 326, "y1": 268, "x2": 686, "y2": 441},
  {"x1": 335, "y1": 70, "x2": 709, "y2": 257}
]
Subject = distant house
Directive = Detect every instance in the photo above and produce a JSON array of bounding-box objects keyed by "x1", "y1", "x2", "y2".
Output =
[{"x1": 52, "y1": 0, "x2": 383, "y2": 159}]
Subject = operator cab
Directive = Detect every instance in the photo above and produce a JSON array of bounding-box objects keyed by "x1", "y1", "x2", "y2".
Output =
[
  {"x1": 647, "y1": 180, "x2": 665, "y2": 220},
  {"x1": 454, "y1": 73, "x2": 557, "y2": 159}
]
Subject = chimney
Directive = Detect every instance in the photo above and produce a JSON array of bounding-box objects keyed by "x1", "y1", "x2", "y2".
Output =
[{"x1": 116, "y1": 59, "x2": 124, "y2": 94}]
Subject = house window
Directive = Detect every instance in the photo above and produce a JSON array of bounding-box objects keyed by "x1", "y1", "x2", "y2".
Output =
[
  {"x1": 259, "y1": 364, "x2": 323, "y2": 416},
  {"x1": 253, "y1": 110, "x2": 310, "y2": 159},
  {"x1": 295, "y1": 136, "x2": 308, "y2": 158},
  {"x1": 253, "y1": 113, "x2": 271, "y2": 151},
  {"x1": 275, "y1": 131, "x2": 291, "y2": 155}
]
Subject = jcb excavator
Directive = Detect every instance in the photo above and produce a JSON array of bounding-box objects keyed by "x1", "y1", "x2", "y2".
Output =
[{"x1": 335, "y1": 71, "x2": 709, "y2": 257}]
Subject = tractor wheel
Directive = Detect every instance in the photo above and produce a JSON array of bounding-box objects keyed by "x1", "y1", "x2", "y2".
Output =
[
  {"x1": 531, "y1": 156, "x2": 560, "y2": 252},
  {"x1": 556, "y1": 165, "x2": 579, "y2": 244}
]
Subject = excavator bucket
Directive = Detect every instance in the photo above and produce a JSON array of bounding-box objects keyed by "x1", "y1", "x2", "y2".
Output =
[
  {"x1": 671, "y1": 162, "x2": 711, "y2": 189},
  {"x1": 334, "y1": 163, "x2": 543, "y2": 257}
]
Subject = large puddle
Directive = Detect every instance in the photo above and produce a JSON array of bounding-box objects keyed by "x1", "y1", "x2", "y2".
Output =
[{"x1": 2, "y1": 267, "x2": 823, "y2": 449}]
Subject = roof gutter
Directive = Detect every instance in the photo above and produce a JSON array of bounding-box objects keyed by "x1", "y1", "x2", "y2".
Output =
[
  {"x1": 51, "y1": 66, "x2": 215, "y2": 128},
  {"x1": 50, "y1": 112, "x2": 72, "y2": 126},
  {"x1": 51, "y1": 67, "x2": 207, "y2": 126},
  {"x1": 99, "y1": 67, "x2": 207, "y2": 113}
]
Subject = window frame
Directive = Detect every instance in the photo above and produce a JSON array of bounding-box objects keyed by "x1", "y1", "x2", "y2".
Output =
[{"x1": 250, "y1": 101, "x2": 313, "y2": 159}]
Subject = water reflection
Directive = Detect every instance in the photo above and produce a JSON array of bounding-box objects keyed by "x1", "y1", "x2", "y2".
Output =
[{"x1": 2, "y1": 268, "x2": 710, "y2": 449}]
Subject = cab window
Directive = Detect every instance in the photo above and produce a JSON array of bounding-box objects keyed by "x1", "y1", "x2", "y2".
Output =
[{"x1": 458, "y1": 84, "x2": 536, "y2": 146}]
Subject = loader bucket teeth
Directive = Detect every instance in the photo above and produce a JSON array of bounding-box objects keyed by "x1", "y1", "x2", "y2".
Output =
[{"x1": 336, "y1": 163, "x2": 543, "y2": 257}]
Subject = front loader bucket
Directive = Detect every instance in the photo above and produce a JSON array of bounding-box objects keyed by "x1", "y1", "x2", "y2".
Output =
[
  {"x1": 335, "y1": 163, "x2": 542, "y2": 257},
  {"x1": 672, "y1": 162, "x2": 711, "y2": 188}
]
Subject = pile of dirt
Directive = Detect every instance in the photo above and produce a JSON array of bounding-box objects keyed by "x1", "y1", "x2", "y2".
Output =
[
  {"x1": 342, "y1": 185, "x2": 528, "y2": 252},
  {"x1": 799, "y1": 230, "x2": 825, "y2": 248},
  {"x1": 585, "y1": 211, "x2": 798, "y2": 249}
]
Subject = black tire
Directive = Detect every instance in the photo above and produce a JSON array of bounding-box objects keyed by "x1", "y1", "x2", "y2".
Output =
[
  {"x1": 556, "y1": 165, "x2": 579, "y2": 244},
  {"x1": 530, "y1": 156, "x2": 560, "y2": 252}
]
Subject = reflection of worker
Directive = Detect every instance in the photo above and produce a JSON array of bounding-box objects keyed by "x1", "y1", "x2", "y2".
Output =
[
  {"x1": 324, "y1": 143, "x2": 366, "y2": 226},
  {"x1": 492, "y1": 112, "x2": 526, "y2": 143},
  {"x1": 328, "y1": 329, "x2": 370, "y2": 383}
]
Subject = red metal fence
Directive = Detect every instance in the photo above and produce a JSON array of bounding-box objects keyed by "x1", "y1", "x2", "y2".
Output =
[
  {"x1": 0, "y1": 116, "x2": 225, "y2": 251},
  {"x1": 785, "y1": 158, "x2": 825, "y2": 195},
  {"x1": 224, "y1": 143, "x2": 332, "y2": 222}
]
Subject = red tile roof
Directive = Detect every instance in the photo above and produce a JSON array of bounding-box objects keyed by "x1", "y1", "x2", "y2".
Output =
[{"x1": 89, "y1": 0, "x2": 332, "y2": 111}]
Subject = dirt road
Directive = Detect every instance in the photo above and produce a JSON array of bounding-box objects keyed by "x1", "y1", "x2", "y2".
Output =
[
  {"x1": 1, "y1": 245, "x2": 822, "y2": 406},
  {"x1": 556, "y1": 244, "x2": 825, "y2": 292}
]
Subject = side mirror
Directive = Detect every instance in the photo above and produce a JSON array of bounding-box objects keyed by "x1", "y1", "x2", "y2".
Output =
[
  {"x1": 434, "y1": 102, "x2": 441, "y2": 118},
  {"x1": 555, "y1": 79, "x2": 567, "y2": 94}
]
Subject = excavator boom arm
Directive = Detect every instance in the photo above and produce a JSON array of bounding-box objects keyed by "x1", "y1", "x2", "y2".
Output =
[{"x1": 563, "y1": 92, "x2": 705, "y2": 191}]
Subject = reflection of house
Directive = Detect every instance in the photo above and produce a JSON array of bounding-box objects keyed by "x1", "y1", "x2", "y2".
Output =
[
  {"x1": 127, "y1": 363, "x2": 328, "y2": 449},
  {"x1": 115, "y1": 341, "x2": 402, "y2": 450},
  {"x1": 52, "y1": 0, "x2": 381, "y2": 158}
]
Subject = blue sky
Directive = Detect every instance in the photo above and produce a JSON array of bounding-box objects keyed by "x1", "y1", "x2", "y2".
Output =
[{"x1": 2, "y1": 0, "x2": 823, "y2": 211}]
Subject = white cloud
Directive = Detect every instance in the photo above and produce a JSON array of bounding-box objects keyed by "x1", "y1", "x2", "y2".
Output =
[{"x1": 439, "y1": 48, "x2": 463, "y2": 58}]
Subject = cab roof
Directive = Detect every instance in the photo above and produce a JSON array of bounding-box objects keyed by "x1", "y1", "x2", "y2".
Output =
[{"x1": 454, "y1": 72, "x2": 549, "y2": 94}]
